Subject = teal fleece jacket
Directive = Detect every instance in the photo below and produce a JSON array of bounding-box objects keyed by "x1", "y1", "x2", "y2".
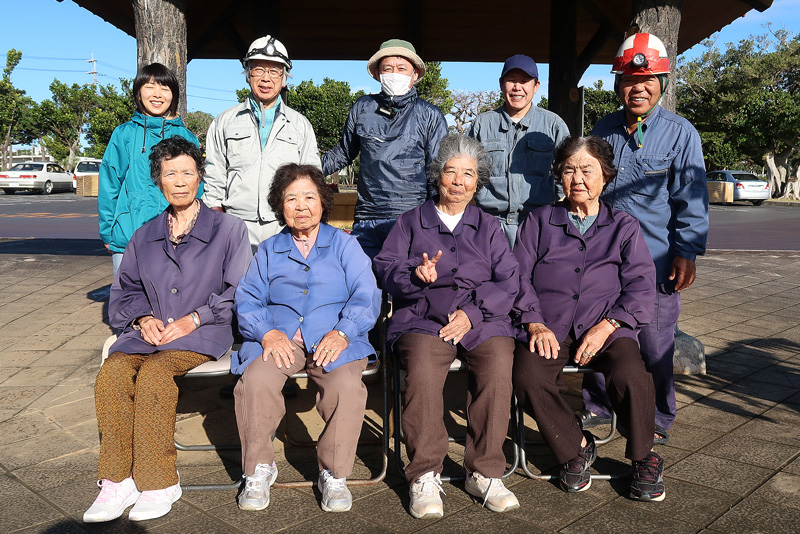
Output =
[{"x1": 98, "y1": 111, "x2": 200, "y2": 253}]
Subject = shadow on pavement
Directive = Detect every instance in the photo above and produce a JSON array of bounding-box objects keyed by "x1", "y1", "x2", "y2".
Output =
[{"x1": 0, "y1": 238, "x2": 108, "y2": 256}]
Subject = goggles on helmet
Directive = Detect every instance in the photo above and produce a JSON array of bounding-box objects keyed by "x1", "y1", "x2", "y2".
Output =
[{"x1": 243, "y1": 36, "x2": 292, "y2": 70}]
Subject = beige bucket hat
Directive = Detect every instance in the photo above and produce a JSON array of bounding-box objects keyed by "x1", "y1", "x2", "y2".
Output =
[{"x1": 366, "y1": 39, "x2": 426, "y2": 81}]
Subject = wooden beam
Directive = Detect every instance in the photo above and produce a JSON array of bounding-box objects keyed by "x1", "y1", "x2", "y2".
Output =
[
  {"x1": 736, "y1": 0, "x2": 773, "y2": 12},
  {"x1": 576, "y1": 24, "x2": 613, "y2": 77},
  {"x1": 408, "y1": 0, "x2": 425, "y2": 55},
  {"x1": 578, "y1": 0, "x2": 627, "y2": 38}
]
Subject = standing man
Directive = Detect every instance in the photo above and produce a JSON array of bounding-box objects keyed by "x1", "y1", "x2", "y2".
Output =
[
  {"x1": 323, "y1": 39, "x2": 448, "y2": 258},
  {"x1": 584, "y1": 33, "x2": 709, "y2": 446},
  {"x1": 468, "y1": 54, "x2": 570, "y2": 247},
  {"x1": 204, "y1": 35, "x2": 321, "y2": 251}
]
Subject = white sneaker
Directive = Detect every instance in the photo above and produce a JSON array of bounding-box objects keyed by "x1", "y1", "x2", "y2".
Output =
[
  {"x1": 409, "y1": 472, "x2": 445, "y2": 519},
  {"x1": 237, "y1": 463, "x2": 278, "y2": 511},
  {"x1": 318, "y1": 469, "x2": 352, "y2": 512},
  {"x1": 83, "y1": 477, "x2": 140, "y2": 523},
  {"x1": 128, "y1": 478, "x2": 182, "y2": 522},
  {"x1": 464, "y1": 472, "x2": 519, "y2": 513}
]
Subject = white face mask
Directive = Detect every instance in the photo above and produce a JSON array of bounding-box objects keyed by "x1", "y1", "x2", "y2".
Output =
[{"x1": 380, "y1": 73, "x2": 413, "y2": 97}]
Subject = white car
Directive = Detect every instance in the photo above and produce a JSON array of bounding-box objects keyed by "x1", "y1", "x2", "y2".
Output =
[
  {"x1": 0, "y1": 162, "x2": 74, "y2": 194},
  {"x1": 73, "y1": 159, "x2": 102, "y2": 189},
  {"x1": 706, "y1": 170, "x2": 770, "y2": 206}
]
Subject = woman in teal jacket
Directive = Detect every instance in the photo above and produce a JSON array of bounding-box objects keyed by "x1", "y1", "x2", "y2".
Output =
[{"x1": 98, "y1": 63, "x2": 200, "y2": 273}]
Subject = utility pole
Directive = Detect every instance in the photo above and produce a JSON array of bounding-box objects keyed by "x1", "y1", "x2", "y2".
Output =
[{"x1": 86, "y1": 52, "x2": 97, "y2": 85}]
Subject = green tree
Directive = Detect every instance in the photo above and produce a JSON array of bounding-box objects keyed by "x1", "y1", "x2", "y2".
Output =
[
  {"x1": 86, "y1": 79, "x2": 134, "y2": 159},
  {"x1": 286, "y1": 78, "x2": 364, "y2": 153},
  {"x1": 1, "y1": 49, "x2": 38, "y2": 170},
  {"x1": 37, "y1": 81, "x2": 97, "y2": 170},
  {"x1": 678, "y1": 31, "x2": 800, "y2": 198},
  {"x1": 236, "y1": 87, "x2": 249, "y2": 104},
  {"x1": 582, "y1": 80, "x2": 619, "y2": 135},
  {"x1": 415, "y1": 61, "x2": 453, "y2": 117},
  {"x1": 539, "y1": 80, "x2": 619, "y2": 136},
  {"x1": 184, "y1": 111, "x2": 214, "y2": 148}
]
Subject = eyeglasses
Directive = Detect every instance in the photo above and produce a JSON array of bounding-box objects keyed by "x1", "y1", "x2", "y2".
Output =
[{"x1": 249, "y1": 66, "x2": 284, "y2": 79}]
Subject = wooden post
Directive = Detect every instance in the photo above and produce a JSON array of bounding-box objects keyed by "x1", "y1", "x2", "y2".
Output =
[
  {"x1": 548, "y1": 0, "x2": 581, "y2": 136},
  {"x1": 132, "y1": 0, "x2": 189, "y2": 119}
]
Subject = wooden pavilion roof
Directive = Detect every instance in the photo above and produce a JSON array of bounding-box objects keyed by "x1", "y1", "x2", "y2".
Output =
[{"x1": 68, "y1": 0, "x2": 773, "y2": 63}]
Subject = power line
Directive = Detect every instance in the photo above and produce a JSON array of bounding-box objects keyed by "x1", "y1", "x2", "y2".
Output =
[
  {"x1": 186, "y1": 93, "x2": 238, "y2": 102},
  {"x1": 17, "y1": 67, "x2": 89, "y2": 73},
  {"x1": 24, "y1": 55, "x2": 87, "y2": 61},
  {"x1": 96, "y1": 60, "x2": 135, "y2": 75},
  {"x1": 187, "y1": 83, "x2": 234, "y2": 94}
]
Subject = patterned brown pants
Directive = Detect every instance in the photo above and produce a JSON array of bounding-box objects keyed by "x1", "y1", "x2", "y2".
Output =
[{"x1": 95, "y1": 350, "x2": 211, "y2": 490}]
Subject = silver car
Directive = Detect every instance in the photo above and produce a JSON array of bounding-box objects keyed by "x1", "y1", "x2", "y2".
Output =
[
  {"x1": 0, "y1": 162, "x2": 74, "y2": 194},
  {"x1": 706, "y1": 170, "x2": 770, "y2": 206}
]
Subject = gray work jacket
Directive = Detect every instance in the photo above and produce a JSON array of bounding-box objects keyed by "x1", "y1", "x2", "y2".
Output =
[
  {"x1": 469, "y1": 105, "x2": 569, "y2": 224},
  {"x1": 203, "y1": 100, "x2": 321, "y2": 222}
]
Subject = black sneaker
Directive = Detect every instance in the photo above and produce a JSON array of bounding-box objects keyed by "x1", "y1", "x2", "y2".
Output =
[
  {"x1": 630, "y1": 451, "x2": 666, "y2": 502},
  {"x1": 559, "y1": 431, "x2": 597, "y2": 492}
]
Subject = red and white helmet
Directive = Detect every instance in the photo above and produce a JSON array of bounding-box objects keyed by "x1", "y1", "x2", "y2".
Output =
[{"x1": 611, "y1": 33, "x2": 670, "y2": 75}]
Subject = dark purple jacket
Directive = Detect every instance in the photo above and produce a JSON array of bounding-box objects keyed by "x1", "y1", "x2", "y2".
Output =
[
  {"x1": 109, "y1": 201, "x2": 252, "y2": 359},
  {"x1": 513, "y1": 201, "x2": 656, "y2": 349},
  {"x1": 375, "y1": 199, "x2": 519, "y2": 350}
]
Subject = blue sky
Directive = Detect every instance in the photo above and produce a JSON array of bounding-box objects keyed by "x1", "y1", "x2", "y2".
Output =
[{"x1": 2, "y1": 0, "x2": 799, "y2": 118}]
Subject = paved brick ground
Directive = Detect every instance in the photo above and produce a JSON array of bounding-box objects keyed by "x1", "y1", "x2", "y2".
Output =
[{"x1": 1, "y1": 243, "x2": 798, "y2": 533}]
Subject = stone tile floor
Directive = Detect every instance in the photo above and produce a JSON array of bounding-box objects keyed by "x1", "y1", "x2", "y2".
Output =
[{"x1": 1, "y1": 245, "x2": 798, "y2": 533}]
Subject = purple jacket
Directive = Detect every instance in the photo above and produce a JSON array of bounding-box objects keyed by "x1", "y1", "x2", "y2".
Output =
[
  {"x1": 375, "y1": 199, "x2": 519, "y2": 350},
  {"x1": 513, "y1": 201, "x2": 656, "y2": 348},
  {"x1": 109, "y1": 201, "x2": 252, "y2": 359}
]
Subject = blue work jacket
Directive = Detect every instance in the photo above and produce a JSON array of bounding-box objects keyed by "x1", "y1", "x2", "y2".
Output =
[
  {"x1": 322, "y1": 88, "x2": 448, "y2": 220},
  {"x1": 592, "y1": 106, "x2": 709, "y2": 285},
  {"x1": 233, "y1": 223, "x2": 381, "y2": 374}
]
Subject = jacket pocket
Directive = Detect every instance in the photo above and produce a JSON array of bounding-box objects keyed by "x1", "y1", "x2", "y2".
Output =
[
  {"x1": 631, "y1": 152, "x2": 674, "y2": 199},
  {"x1": 224, "y1": 129, "x2": 258, "y2": 171},
  {"x1": 523, "y1": 137, "x2": 556, "y2": 177}
]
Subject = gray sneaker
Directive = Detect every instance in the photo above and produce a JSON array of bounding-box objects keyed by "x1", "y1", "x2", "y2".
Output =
[
  {"x1": 237, "y1": 463, "x2": 277, "y2": 511},
  {"x1": 464, "y1": 472, "x2": 520, "y2": 512},
  {"x1": 409, "y1": 472, "x2": 445, "y2": 519},
  {"x1": 317, "y1": 469, "x2": 352, "y2": 512}
]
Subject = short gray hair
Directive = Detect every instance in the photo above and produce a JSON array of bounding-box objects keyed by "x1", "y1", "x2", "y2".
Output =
[{"x1": 429, "y1": 133, "x2": 490, "y2": 192}]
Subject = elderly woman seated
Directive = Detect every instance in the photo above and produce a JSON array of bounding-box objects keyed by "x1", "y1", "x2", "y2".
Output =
[
  {"x1": 374, "y1": 134, "x2": 520, "y2": 518},
  {"x1": 83, "y1": 136, "x2": 252, "y2": 523},
  {"x1": 512, "y1": 136, "x2": 664, "y2": 501},
  {"x1": 232, "y1": 163, "x2": 381, "y2": 513}
]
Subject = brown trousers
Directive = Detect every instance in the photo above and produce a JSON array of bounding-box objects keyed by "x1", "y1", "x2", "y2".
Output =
[
  {"x1": 95, "y1": 350, "x2": 211, "y2": 490},
  {"x1": 234, "y1": 342, "x2": 368, "y2": 479},
  {"x1": 513, "y1": 336, "x2": 655, "y2": 464},
  {"x1": 396, "y1": 333, "x2": 514, "y2": 483}
]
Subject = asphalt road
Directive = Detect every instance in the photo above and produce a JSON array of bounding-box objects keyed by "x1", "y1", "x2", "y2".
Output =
[{"x1": 0, "y1": 191, "x2": 798, "y2": 252}]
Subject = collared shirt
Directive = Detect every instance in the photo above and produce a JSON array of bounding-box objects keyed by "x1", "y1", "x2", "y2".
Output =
[
  {"x1": 568, "y1": 211, "x2": 598, "y2": 235},
  {"x1": 167, "y1": 199, "x2": 200, "y2": 247},
  {"x1": 109, "y1": 202, "x2": 252, "y2": 359},
  {"x1": 375, "y1": 200, "x2": 519, "y2": 350},
  {"x1": 249, "y1": 94, "x2": 282, "y2": 149},
  {"x1": 468, "y1": 105, "x2": 570, "y2": 222},
  {"x1": 592, "y1": 106, "x2": 709, "y2": 284},
  {"x1": 513, "y1": 201, "x2": 656, "y2": 349}
]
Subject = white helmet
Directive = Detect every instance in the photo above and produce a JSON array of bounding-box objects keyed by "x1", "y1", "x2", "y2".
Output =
[{"x1": 242, "y1": 35, "x2": 292, "y2": 70}]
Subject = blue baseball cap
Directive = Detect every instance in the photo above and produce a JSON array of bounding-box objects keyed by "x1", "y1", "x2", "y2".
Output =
[{"x1": 500, "y1": 54, "x2": 539, "y2": 80}]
